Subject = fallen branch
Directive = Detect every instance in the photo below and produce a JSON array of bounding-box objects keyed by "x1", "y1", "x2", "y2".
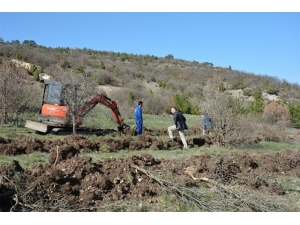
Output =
[
  {"x1": 131, "y1": 164, "x2": 271, "y2": 212},
  {"x1": 131, "y1": 164, "x2": 214, "y2": 211},
  {"x1": 184, "y1": 166, "x2": 217, "y2": 185},
  {"x1": 53, "y1": 146, "x2": 59, "y2": 169},
  {"x1": 1, "y1": 175, "x2": 37, "y2": 212}
]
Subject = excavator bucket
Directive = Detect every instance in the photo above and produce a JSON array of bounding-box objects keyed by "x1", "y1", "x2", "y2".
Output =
[{"x1": 25, "y1": 120, "x2": 49, "y2": 133}]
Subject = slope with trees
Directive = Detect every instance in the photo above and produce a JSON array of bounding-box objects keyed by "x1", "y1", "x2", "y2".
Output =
[{"x1": 0, "y1": 38, "x2": 300, "y2": 132}]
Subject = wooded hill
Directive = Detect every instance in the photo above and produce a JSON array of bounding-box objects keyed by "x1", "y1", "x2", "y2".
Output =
[{"x1": 0, "y1": 39, "x2": 300, "y2": 129}]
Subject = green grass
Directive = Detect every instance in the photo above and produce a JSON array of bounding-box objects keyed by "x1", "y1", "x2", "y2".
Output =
[
  {"x1": 89, "y1": 112, "x2": 200, "y2": 130},
  {"x1": 80, "y1": 140, "x2": 300, "y2": 163},
  {"x1": 279, "y1": 176, "x2": 300, "y2": 193},
  {"x1": 81, "y1": 148, "x2": 209, "y2": 162},
  {"x1": 1, "y1": 140, "x2": 298, "y2": 169},
  {"x1": 241, "y1": 141, "x2": 300, "y2": 153},
  {"x1": 0, "y1": 113, "x2": 299, "y2": 169},
  {"x1": 0, "y1": 152, "x2": 49, "y2": 168},
  {"x1": 0, "y1": 113, "x2": 202, "y2": 141}
]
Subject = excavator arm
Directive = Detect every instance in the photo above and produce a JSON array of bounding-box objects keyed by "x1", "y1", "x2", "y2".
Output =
[{"x1": 76, "y1": 93, "x2": 128, "y2": 131}]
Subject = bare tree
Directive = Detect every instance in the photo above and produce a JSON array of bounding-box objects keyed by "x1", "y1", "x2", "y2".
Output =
[
  {"x1": 0, "y1": 58, "x2": 36, "y2": 125},
  {"x1": 201, "y1": 77, "x2": 254, "y2": 145},
  {"x1": 56, "y1": 70, "x2": 92, "y2": 134}
]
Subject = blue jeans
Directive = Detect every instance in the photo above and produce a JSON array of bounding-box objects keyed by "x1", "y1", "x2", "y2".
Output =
[{"x1": 136, "y1": 123, "x2": 143, "y2": 135}]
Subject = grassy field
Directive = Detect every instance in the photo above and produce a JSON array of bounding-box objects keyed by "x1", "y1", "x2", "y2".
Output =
[
  {"x1": 0, "y1": 113, "x2": 299, "y2": 168},
  {"x1": 0, "y1": 113, "x2": 198, "y2": 138}
]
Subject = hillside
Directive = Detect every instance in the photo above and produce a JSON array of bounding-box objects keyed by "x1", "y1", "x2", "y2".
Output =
[
  {"x1": 0, "y1": 40, "x2": 300, "y2": 128},
  {"x1": 0, "y1": 43, "x2": 300, "y2": 104}
]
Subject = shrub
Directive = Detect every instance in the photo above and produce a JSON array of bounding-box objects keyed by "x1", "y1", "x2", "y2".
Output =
[
  {"x1": 60, "y1": 60, "x2": 70, "y2": 69},
  {"x1": 242, "y1": 89, "x2": 251, "y2": 97},
  {"x1": 288, "y1": 103, "x2": 300, "y2": 128},
  {"x1": 72, "y1": 66, "x2": 85, "y2": 74},
  {"x1": 173, "y1": 94, "x2": 199, "y2": 114},
  {"x1": 267, "y1": 87, "x2": 278, "y2": 95},
  {"x1": 263, "y1": 102, "x2": 290, "y2": 125}
]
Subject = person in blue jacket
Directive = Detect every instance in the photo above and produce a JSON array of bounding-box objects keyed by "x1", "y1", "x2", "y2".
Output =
[{"x1": 134, "y1": 101, "x2": 143, "y2": 135}]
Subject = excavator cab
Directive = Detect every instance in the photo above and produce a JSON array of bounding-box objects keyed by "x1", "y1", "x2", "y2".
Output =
[
  {"x1": 38, "y1": 81, "x2": 71, "y2": 128},
  {"x1": 43, "y1": 81, "x2": 63, "y2": 105},
  {"x1": 25, "y1": 81, "x2": 72, "y2": 133}
]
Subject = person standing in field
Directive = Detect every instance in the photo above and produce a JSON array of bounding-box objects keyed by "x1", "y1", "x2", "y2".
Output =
[
  {"x1": 201, "y1": 113, "x2": 212, "y2": 135},
  {"x1": 168, "y1": 107, "x2": 189, "y2": 149},
  {"x1": 134, "y1": 100, "x2": 143, "y2": 136}
]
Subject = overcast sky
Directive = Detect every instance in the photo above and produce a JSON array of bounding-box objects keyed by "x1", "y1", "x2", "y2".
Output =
[{"x1": 1, "y1": 1, "x2": 299, "y2": 85}]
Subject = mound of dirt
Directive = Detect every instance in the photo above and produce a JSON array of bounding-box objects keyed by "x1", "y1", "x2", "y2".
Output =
[
  {"x1": 0, "y1": 127, "x2": 211, "y2": 156},
  {"x1": 1, "y1": 127, "x2": 300, "y2": 212}
]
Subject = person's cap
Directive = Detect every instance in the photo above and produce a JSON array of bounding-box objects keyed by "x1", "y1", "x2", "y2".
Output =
[{"x1": 138, "y1": 101, "x2": 143, "y2": 105}]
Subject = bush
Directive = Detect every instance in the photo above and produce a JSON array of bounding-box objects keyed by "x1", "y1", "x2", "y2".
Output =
[
  {"x1": 263, "y1": 102, "x2": 290, "y2": 125},
  {"x1": 72, "y1": 66, "x2": 85, "y2": 74},
  {"x1": 242, "y1": 89, "x2": 251, "y2": 97},
  {"x1": 267, "y1": 87, "x2": 278, "y2": 95},
  {"x1": 173, "y1": 94, "x2": 199, "y2": 114},
  {"x1": 60, "y1": 60, "x2": 70, "y2": 69},
  {"x1": 97, "y1": 73, "x2": 115, "y2": 85},
  {"x1": 288, "y1": 103, "x2": 300, "y2": 128}
]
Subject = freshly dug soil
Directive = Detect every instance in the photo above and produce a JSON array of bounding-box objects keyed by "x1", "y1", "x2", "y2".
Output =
[{"x1": 1, "y1": 127, "x2": 300, "y2": 212}]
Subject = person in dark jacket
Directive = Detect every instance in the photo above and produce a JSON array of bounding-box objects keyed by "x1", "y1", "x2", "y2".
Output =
[
  {"x1": 134, "y1": 101, "x2": 143, "y2": 135},
  {"x1": 168, "y1": 107, "x2": 189, "y2": 149},
  {"x1": 201, "y1": 113, "x2": 212, "y2": 135}
]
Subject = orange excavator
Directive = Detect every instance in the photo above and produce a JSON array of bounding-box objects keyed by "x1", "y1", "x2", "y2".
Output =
[{"x1": 25, "y1": 80, "x2": 128, "y2": 133}]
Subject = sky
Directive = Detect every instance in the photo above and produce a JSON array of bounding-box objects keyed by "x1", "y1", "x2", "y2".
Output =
[{"x1": 1, "y1": 1, "x2": 300, "y2": 85}]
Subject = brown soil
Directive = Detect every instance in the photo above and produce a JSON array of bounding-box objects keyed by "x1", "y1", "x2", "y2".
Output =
[{"x1": 0, "y1": 127, "x2": 300, "y2": 212}]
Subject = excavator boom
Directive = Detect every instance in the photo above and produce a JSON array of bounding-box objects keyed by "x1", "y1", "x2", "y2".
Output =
[{"x1": 76, "y1": 93, "x2": 127, "y2": 130}]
